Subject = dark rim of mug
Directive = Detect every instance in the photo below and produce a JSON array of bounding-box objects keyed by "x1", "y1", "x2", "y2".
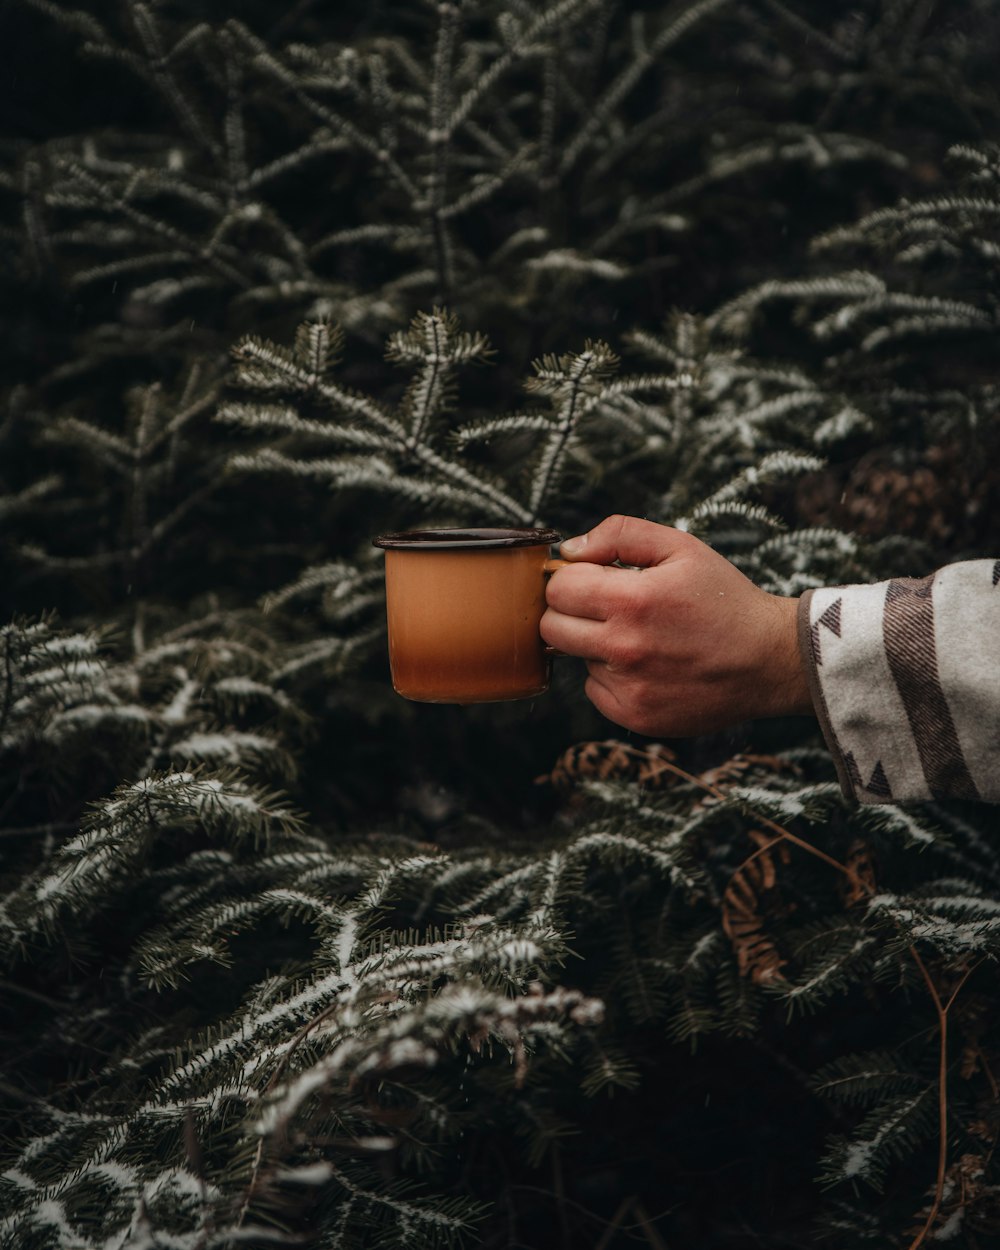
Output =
[{"x1": 373, "y1": 527, "x2": 561, "y2": 550}]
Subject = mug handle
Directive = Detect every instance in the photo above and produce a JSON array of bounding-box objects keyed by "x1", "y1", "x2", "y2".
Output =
[{"x1": 542, "y1": 558, "x2": 569, "y2": 656}]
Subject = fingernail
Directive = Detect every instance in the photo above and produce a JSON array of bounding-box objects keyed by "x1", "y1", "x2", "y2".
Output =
[{"x1": 561, "y1": 534, "x2": 587, "y2": 556}]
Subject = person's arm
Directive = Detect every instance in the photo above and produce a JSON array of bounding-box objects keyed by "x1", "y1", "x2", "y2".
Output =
[{"x1": 542, "y1": 515, "x2": 999, "y2": 804}]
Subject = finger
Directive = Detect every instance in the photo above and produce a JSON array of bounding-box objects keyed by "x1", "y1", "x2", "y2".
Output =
[
  {"x1": 583, "y1": 670, "x2": 631, "y2": 728},
  {"x1": 560, "y1": 514, "x2": 692, "y2": 568},
  {"x1": 544, "y1": 562, "x2": 627, "y2": 620},
  {"x1": 539, "y1": 608, "x2": 607, "y2": 659}
]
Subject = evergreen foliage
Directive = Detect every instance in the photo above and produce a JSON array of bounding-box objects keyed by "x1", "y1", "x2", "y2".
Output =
[{"x1": 3, "y1": 1, "x2": 1000, "y2": 1247}]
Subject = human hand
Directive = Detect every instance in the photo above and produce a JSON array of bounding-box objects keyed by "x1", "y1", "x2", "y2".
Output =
[{"x1": 541, "y1": 515, "x2": 814, "y2": 737}]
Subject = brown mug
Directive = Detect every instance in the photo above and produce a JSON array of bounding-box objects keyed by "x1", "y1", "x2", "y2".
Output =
[{"x1": 372, "y1": 528, "x2": 567, "y2": 703}]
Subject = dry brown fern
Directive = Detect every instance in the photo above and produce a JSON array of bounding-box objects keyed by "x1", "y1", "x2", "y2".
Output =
[
  {"x1": 954, "y1": 990, "x2": 998, "y2": 1092},
  {"x1": 682, "y1": 753, "x2": 797, "y2": 820},
  {"x1": 721, "y1": 829, "x2": 792, "y2": 985},
  {"x1": 536, "y1": 739, "x2": 680, "y2": 792},
  {"x1": 538, "y1": 742, "x2": 791, "y2": 795},
  {"x1": 841, "y1": 837, "x2": 877, "y2": 907},
  {"x1": 908, "y1": 1152, "x2": 1000, "y2": 1240}
]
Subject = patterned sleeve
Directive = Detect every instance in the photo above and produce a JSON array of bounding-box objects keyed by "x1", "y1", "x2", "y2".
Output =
[{"x1": 796, "y1": 560, "x2": 1000, "y2": 805}]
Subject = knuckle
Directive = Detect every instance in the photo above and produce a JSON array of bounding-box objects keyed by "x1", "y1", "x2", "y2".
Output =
[
  {"x1": 597, "y1": 513, "x2": 629, "y2": 538},
  {"x1": 603, "y1": 575, "x2": 644, "y2": 620},
  {"x1": 538, "y1": 608, "x2": 559, "y2": 643},
  {"x1": 606, "y1": 513, "x2": 658, "y2": 544},
  {"x1": 544, "y1": 574, "x2": 568, "y2": 610},
  {"x1": 605, "y1": 599, "x2": 654, "y2": 654},
  {"x1": 623, "y1": 576, "x2": 658, "y2": 622},
  {"x1": 589, "y1": 513, "x2": 631, "y2": 548},
  {"x1": 607, "y1": 632, "x2": 647, "y2": 671},
  {"x1": 546, "y1": 562, "x2": 585, "y2": 606}
]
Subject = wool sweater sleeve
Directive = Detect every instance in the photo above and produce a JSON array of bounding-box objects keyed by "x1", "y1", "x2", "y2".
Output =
[{"x1": 796, "y1": 560, "x2": 1000, "y2": 805}]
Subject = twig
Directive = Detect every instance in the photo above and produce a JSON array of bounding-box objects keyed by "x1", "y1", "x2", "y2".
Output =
[
  {"x1": 235, "y1": 996, "x2": 342, "y2": 1228},
  {"x1": 0, "y1": 978, "x2": 66, "y2": 1009},
  {"x1": 906, "y1": 955, "x2": 983, "y2": 1250},
  {"x1": 0, "y1": 821, "x2": 77, "y2": 840},
  {"x1": 905, "y1": 947, "x2": 948, "y2": 1250},
  {"x1": 0, "y1": 1078, "x2": 46, "y2": 1106},
  {"x1": 632, "y1": 1200, "x2": 671, "y2": 1250},
  {"x1": 593, "y1": 1195, "x2": 634, "y2": 1250},
  {"x1": 552, "y1": 1145, "x2": 571, "y2": 1250},
  {"x1": 645, "y1": 757, "x2": 863, "y2": 889}
]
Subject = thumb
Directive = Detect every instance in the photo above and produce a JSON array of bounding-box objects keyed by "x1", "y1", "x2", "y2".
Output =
[{"x1": 561, "y1": 514, "x2": 690, "y2": 567}]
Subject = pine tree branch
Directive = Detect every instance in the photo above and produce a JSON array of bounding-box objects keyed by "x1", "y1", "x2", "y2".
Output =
[
  {"x1": 559, "y1": 0, "x2": 735, "y2": 177},
  {"x1": 429, "y1": 4, "x2": 459, "y2": 256},
  {"x1": 406, "y1": 311, "x2": 446, "y2": 444},
  {"x1": 0, "y1": 821, "x2": 78, "y2": 840},
  {"x1": 228, "y1": 21, "x2": 422, "y2": 203},
  {"x1": 449, "y1": 0, "x2": 604, "y2": 139},
  {"x1": 246, "y1": 133, "x2": 353, "y2": 191},
  {"x1": 221, "y1": 31, "x2": 249, "y2": 195},
  {"x1": 527, "y1": 343, "x2": 619, "y2": 521},
  {"x1": 439, "y1": 143, "x2": 536, "y2": 222},
  {"x1": 57, "y1": 162, "x2": 249, "y2": 288},
  {"x1": 757, "y1": 0, "x2": 857, "y2": 63},
  {"x1": 127, "y1": 2, "x2": 223, "y2": 160}
]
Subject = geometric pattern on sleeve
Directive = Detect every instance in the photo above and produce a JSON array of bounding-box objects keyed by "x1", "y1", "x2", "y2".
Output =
[{"x1": 800, "y1": 560, "x2": 1000, "y2": 805}]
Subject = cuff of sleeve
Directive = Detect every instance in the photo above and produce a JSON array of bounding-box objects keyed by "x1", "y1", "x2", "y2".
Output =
[
  {"x1": 797, "y1": 588, "x2": 858, "y2": 805},
  {"x1": 798, "y1": 562, "x2": 998, "y2": 805},
  {"x1": 798, "y1": 579, "x2": 945, "y2": 805}
]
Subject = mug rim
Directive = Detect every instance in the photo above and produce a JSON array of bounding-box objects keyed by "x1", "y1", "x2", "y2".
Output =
[{"x1": 373, "y1": 526, "x2": 561, "y2": 550}]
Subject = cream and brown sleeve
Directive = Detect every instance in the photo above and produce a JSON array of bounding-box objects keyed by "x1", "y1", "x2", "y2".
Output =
[{"x1": 797, "y1": 560, "x2": 1000, "y2": 804}]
